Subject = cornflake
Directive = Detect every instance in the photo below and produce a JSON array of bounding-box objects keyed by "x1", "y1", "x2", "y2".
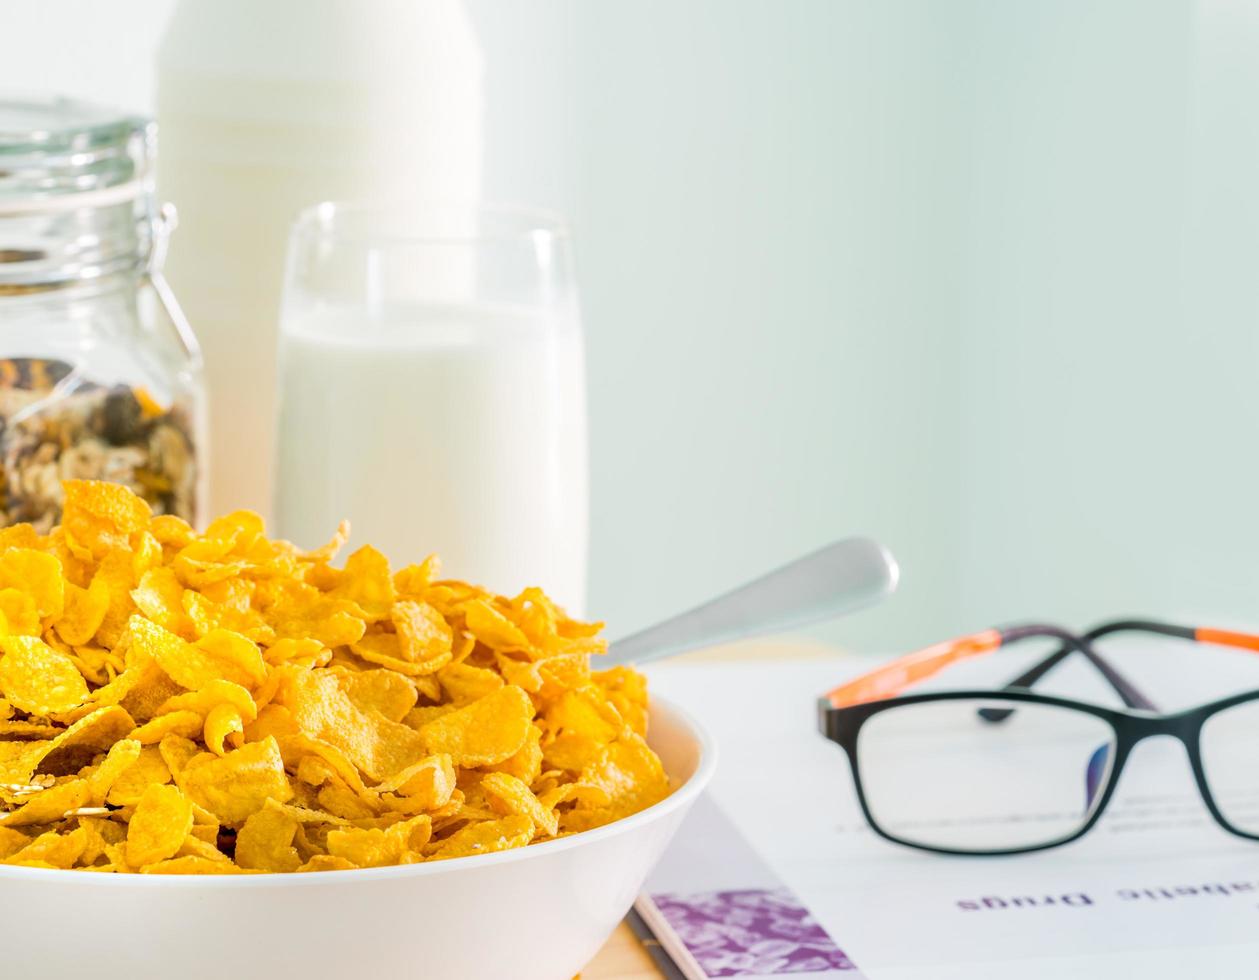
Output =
[{"x1": 0, "y1": 480, "x2": 668, "y2": 872}]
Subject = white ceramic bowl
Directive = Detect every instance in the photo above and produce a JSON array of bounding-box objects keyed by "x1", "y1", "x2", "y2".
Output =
[{"x1": 0, "y1": 696, "x2": 715, "y2": 980}]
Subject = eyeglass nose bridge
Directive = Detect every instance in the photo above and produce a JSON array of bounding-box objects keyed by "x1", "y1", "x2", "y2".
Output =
[
  {"x1": 1113, "y1": 708, "x2": 1202, "y2": 748},
  {"x1": 1095, "y1": 713, "x2": 1211, "y2": 808}
]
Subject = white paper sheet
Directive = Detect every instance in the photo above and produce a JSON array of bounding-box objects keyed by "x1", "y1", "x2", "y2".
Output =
[{"x1": 645, "y1": 640, "x2": 1259, "y2": 979}]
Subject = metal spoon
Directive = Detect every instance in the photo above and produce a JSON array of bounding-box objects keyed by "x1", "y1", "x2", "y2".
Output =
[{"x1": 602, "y1": 537, "x2": 899, "y2": 667}]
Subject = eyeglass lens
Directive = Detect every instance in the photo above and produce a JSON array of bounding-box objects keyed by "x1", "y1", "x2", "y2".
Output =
[
  {"x1": 857, "y1": 698, "x2": 1117, "y2": 852},
  {"x1": 1199, "y1": 700, "x2": 1259, "y2": 836}
]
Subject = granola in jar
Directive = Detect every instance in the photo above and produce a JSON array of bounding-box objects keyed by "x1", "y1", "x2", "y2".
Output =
[{"x1": 0, "y1": 359, "x2": 197, "y2": 530}]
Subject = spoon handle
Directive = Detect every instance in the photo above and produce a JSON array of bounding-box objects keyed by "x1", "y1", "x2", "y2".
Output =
[{"x1": 603, "y1": 537, "x2": 899, "y2": 667}]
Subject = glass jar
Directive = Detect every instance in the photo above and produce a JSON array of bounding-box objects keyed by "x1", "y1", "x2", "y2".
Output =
[{"x1": 0, "y1": 97, "x2": 204, "y2": 531}]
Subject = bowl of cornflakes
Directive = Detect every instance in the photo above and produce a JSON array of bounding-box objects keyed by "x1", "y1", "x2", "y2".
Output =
[{"x1": 0, "y1": 481, "x2": 716, "y2": 979}]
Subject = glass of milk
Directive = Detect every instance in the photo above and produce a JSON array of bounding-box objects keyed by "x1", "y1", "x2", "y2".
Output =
[{"x1": 274, "y1": 203, "x2": 588, "y2": 612}]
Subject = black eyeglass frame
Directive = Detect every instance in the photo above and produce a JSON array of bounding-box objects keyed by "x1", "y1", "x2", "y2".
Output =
[{"x1": 818, "y1": 622, "x2": 1259, "y2": 856}]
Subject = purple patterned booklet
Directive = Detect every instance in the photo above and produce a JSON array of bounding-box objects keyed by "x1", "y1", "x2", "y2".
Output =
[{"x1": 636, "y1": 795, "x2": 863, "y2": 979}]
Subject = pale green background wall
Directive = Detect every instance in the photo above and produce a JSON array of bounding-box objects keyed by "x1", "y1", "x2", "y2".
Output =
[{"x1": 3, "y1": 0, "x2": 1257, "y2": 650}]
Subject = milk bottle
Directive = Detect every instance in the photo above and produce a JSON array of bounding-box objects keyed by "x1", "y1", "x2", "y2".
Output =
[{"x1": 156, "y1": 0, "x2": 484, "y2": 519}]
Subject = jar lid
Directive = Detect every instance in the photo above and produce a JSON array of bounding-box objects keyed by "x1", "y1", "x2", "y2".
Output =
[{"x1": 0, "y1": 96, "x2": 153, "y2": 211}]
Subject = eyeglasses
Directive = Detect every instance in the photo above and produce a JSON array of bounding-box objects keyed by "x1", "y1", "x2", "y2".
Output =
[{"x1": 817, "y1": 619, "x2": 1259, "y2": 855}]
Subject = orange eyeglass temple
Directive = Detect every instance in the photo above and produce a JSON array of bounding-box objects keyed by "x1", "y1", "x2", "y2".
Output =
[
  {"x1": 1195, "y1": 627, "x2": 1259, "y2": 654},
  {"x1": 825, "y1": 628, "x2": 1003, "y2": 709},
  {"x1": 824, "y1": 625, "x2": 1259, "y2": 711}
]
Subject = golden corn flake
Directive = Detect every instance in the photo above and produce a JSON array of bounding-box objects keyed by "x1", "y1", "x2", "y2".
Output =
[
  {"x1": 131, "y1": 710, "x2": 204, "y2": 745},
  {"x1": 376, "y1": 754, "x2": 456, "y2": 809},
  {"x1": 87, "y1": 738, "x2": 143, "y2": 803},
  {"x1": 203, "y1": 704, "x2": 246, "y2": 756},
  {"x1": 317, "y1": 779, "x2": 377, "y2": 820},
  {"x1": 485, "y1": 726, "x2": 543, "y2": 786},
  {"x1": 278, "y1": 668, "x2": 428, "y2": 783},
  {"x1": 178, "y1": 834, "x2": 234, "y2": 865},
  {"x1": 157, "y1": 679, "x2": 258, "y2": 724},
  {"x1": 158, "y1": 734, "x2": 202, "y2": 780},
  {"x1": 429, "y1": 814, "x2": 534, "y2": 861},
  {"x1": 126, "y1": 783, "x2": 194, "y2": 867},
  {"x1": 332, "y1": 667, "x2": 417, "y2": 723},
  {"x1": 404, "y1": 704, "x2": 456, "y2": 729},
  {"x1": 417, "y1": 685, "x2": 534, "y2": 767},
  {"x1": 141, "y1": 855, "x2": 246, "y2": 875},
  {"x1": 235, "y1": 803, "x2": 302, "y2": 872},
  {"x1": 561, "y1": 733, "x2": 672, "y2": 833},
  {"x1": 297, "y1": 854, "x2": 357, "y2": 873},
  {"x1": 3, "y1": 778, "x2": 90, "y2": 827},
  {"x1": 131, "y1": 567, "x2": 195, "y2": 638},
  {"x1": 62, "y1": 479, "x2": 151, "y2": 559},
  {"x1": 438, "y1": 661, "x2": 504, "y2": 705},
  {"x1": 392, "y1": 599, "x2": 453, "y2": 668},
  {"x1": 132, "y1": 617, "x2": 266, "y2": 692},
  {"x1": 333, "y1": 546, "x2": 395, "y2": 622},
  {"x1": 33, "y1": 705, "x2": 135, "y2": 778},
  {"x1": 0, "y1": 548, "x2": 65, "y2": 619},
  {"x1": 546, "y1": 687, "x2": 623, "y2": 743},
  {"x1": 0, "y1": 480, "x2": 669, "y2": 872},
  {"x1": 53, "y1": 572, "x2": 111, "y2": 646},
  {"x1": 326, "y1": 813, "x2": 431, "y2": 868},
  {"x1": 5, "y1": 827, "x2": 88, "y2": 868},
  {"x1": 0, "y1": 636, "x2": 90, "y2": 716},
  {"x1": 150, "y1": 514, "x2": 196, "y2": 551},
  {"x1": 462, "y1": 599, "x2": 530, "y2": 653},
  {"x1": 481, "y1": 771, "x2": 559, "y2": 838},
  {"x1": 178, "y1": 737, "x2": 294, "y2": 826},
  {"x1": 267, "y1": 582, "x2": 366, "y2": 649},
  {"x1": 0, "y1": 826, "x2": 30, "y2": 858},
  {"x1": 0, "y1": 589, "x2": 41, "y2": 637},
  {"x1": 106, "y1": 746, "x2": 172, "y2": 806}
]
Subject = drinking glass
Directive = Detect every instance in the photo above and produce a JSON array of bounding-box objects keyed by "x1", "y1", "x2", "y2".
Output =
[{"x1": 273, "y1": 203, "x2": 589, "y2": 612}]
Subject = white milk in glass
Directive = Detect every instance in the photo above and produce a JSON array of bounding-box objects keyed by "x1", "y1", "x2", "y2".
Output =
[{"x1": 274, "y1": 303, "x2": 588, "y2": 612}]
